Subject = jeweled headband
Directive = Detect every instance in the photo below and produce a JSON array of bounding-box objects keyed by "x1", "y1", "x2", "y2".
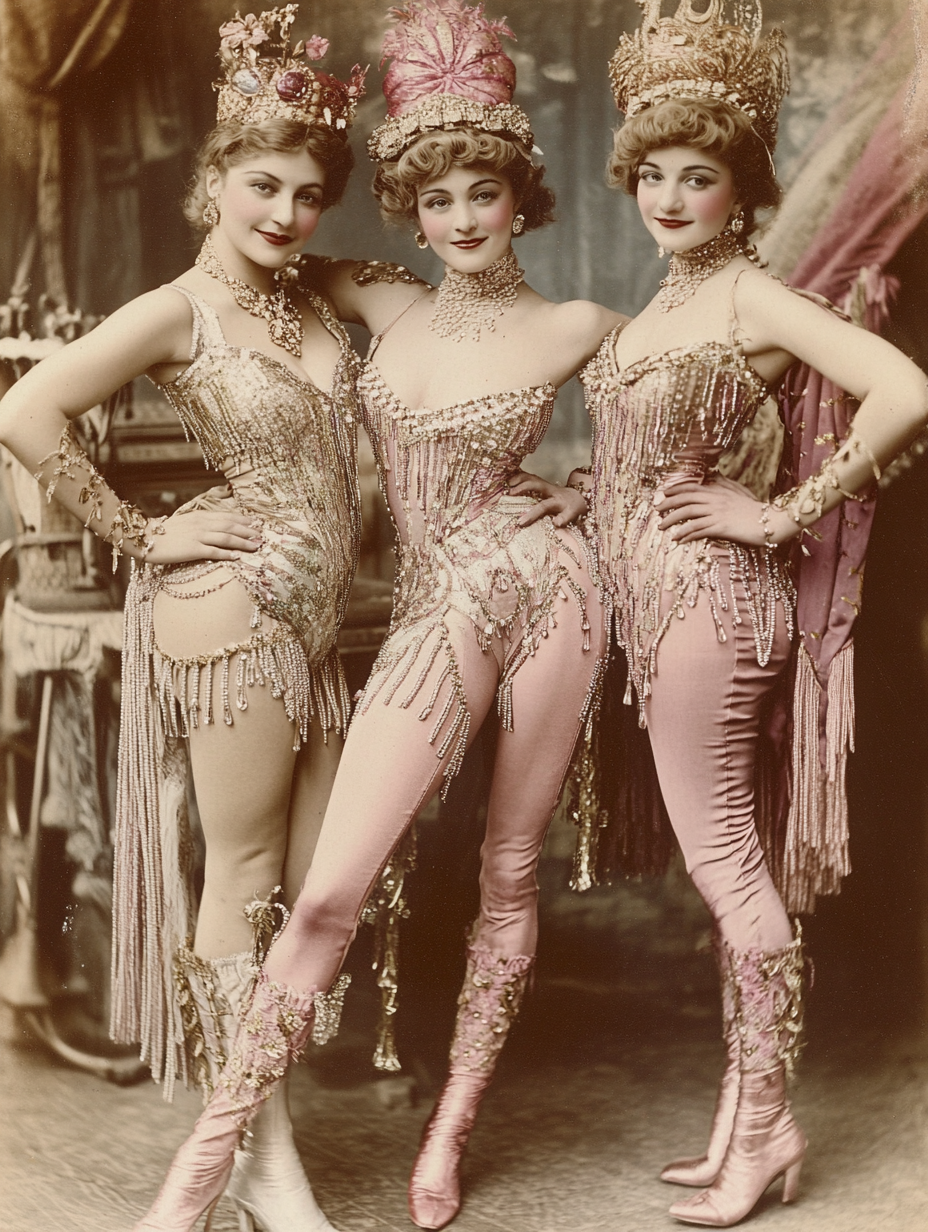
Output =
[
  {"x1": 367, "y1": 0, "x2": 534, "y2": 163},
  {"x1": 609, "y1": 0, "x2": 789, "y2": 152},
  {"x1": 214, "y1": 4, "x2": 367, "y2": 136}
]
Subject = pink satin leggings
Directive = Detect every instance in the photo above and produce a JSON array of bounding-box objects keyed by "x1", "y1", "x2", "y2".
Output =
[
  {"x1": 266, "y1": 538, "x2": 607, "y2": 992},
  {"x1": 645, "y1": 573, "x2": 794, "y2": 953}
]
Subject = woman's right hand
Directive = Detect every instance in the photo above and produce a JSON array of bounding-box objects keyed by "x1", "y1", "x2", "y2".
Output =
[{"x1": 143, "y1": 509, "x2": 262, "y2": 564}]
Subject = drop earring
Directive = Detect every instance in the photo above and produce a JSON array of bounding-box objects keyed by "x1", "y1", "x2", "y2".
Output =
[
  {"x1": 730, "y1": 210, "x2": 745, "y2": 235},
  {"x1": 203, "y1": 198, "x2": 220, "y2": 228},
  {"x1": 512, "y1": 213, "x2": 525, "y2": 236},
  {"x1": 415, "y1": 231, "x2": 429, "y2": 249},
  {"x1": 657, "y1": 243, "x2": 666, "y2": 258}
]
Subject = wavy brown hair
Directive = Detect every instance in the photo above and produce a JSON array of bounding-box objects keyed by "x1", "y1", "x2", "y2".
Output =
[
  {"x1": 373, "y1": 128, "x2": 555, "y2": 231},
  {"x1": 184, "y1": 118, "x2": 354, "y2": 233},
  {"x1": 607, "y1": 98, "x2": 780, "y2": 237}
]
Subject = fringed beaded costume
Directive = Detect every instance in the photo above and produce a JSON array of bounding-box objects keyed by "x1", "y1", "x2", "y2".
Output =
[
  {"x1": 111, "y1": 284, "x2": 361, "y2": 1096},
  {"x1": 582, "y1": 285, "x2": 795, "y2": 722},
  {"x1": 357, "y1": 342, "x2": 600, "y2": 793}
]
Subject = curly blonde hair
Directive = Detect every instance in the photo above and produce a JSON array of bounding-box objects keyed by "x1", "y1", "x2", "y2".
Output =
[
  {"x1": 184, "y1": 118, "x2": 354, "y2": 233},
  {"x1": 607, "y1": 99, "x2": 780, "y2": 237},
  {"x1": 372, "y1": 128, "x2": 555, "y2": 231}
]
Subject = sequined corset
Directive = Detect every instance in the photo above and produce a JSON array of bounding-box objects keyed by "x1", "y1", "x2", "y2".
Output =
[
  {"x1": 358, "y1": 364, "x2": 555, "y2": 545},
  {"x1": 583, "y1": 329, "x2": 794, "y2": 718},
  {"x1": 150, "y1": 285, "x2": 361, "y2": 737}
]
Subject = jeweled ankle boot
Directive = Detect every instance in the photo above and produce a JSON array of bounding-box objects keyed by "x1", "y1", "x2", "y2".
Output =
[
  {"x1": 408, "y1": 945, "x2": 534, "y2": 1231},
  {"x1": 133, "y1": 970, "x2": 347, "y2": 1232},
  {"x1": 670, "y1": 927, "x2": 807, "y2": 1228},
  {"x1": 661, "y1": 933, "x2": 740, "y2": 1187}
]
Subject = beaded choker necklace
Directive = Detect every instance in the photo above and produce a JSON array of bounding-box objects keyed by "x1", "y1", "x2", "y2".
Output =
[
  {"x1": 430, "y1": 249, "x2": 525, "y2": 342},
  {"x1": 195, "y1": 235, "x2": 304, "y2": 356},
  {"x1": 657, "y1": 226, "x2": 756, "y2": 313}
]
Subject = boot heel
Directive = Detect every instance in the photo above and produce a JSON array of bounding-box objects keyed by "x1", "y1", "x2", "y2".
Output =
[{"x1": 782, "y1": 1158, "x2": 803, "y2": 1204}]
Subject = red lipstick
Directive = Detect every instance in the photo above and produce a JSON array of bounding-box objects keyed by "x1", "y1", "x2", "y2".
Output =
[
  {"x1": 655, "y1": 218, "x2": 691, "y2": 229},
  {"x1": 256, "y1": 230, "x2": 294, "y2": 246},
  {"x1": 452, "y1": 237, "x2": 487, "y2": 249}
]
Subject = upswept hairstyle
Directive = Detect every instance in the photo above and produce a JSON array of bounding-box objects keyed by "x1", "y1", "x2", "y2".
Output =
[
  {"x1": 184, "y1": 118, "x2": 355, "y2": 233},
  {"x1": 372, "y1": 128, "x2": 555, "y2": 231},
  {"x1": 607, "y1": 98, "x2": 780, "y2": 237}
]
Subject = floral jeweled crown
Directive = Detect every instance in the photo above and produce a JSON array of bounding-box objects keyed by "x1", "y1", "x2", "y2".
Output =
[
  {"x1": 609, "y1": 0, "x2": 789, "y2": 151},
  {"x1": 215, "y1": 5, "x2": 367, "y2": 136},
  {"x1": 367, "y1": 0, "x2": 534, "y2": 163}
]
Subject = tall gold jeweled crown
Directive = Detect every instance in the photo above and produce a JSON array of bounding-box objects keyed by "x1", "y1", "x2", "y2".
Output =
[
  {"x1": 214, "y1": 5, "x2": 367, "y2": 136},
  {"x1": 609, "y1": 0, "x2": 788, "y2": 150}
]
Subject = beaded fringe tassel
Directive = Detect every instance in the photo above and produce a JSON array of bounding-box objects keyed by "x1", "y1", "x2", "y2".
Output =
[{"x1": 780, "y1": 641, "x2": 854, "y2": 913}]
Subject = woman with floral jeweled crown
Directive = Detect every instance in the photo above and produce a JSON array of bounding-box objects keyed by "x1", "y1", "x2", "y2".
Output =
[
  {"x1": 125, "y1": 3, "x2": 626, "y2": 1229},
  {"x1": 0, "y1": 8, "x2": 368, "y2": 1232},
  {"x1": 533, "y1": 1, "x2": 928, "y2": 1226}
]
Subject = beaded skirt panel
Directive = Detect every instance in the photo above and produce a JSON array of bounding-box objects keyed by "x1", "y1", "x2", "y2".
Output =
[
  {"x1": 357, "y1": 363, "x2": 599, "y2": 794},
  {"x1": 583, "y1": 331, "x2": 795, "y2": 724}
]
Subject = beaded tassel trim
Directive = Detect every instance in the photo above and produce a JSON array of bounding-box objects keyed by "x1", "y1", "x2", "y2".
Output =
[
  {"x1": 448, "y1": 943, "x2": 534, "y2": 1075},
  {"x1": 726, "y1": 923, "x2": 806, "y2": 1080},
  {"x1": 153, "y1": 627, "x2": 349, "y2": 752}
]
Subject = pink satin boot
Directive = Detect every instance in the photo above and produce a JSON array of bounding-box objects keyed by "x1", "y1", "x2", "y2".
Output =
[
  {"x1": 408, "y1": 945, "x2": 534, "y2": 1230},
  {"x1": 133, "y1": 970, "x2": 347, "y2": 1232},
  {"x1": 661, "y1": 934, "x2": 740, "y2": 1187},
  {"x1": 670, "y1": 928, "x2": 807, "y2": 1227}
]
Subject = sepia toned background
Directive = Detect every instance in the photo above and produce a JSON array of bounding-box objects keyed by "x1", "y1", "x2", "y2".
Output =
[{"x1": 0, "y1": 2, "x2": 926, "y2": 1230}]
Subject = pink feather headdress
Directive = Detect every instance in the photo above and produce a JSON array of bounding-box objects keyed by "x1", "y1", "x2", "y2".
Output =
[{"x1": 367, "y1": 0, "x2": 534, "y2": 162}]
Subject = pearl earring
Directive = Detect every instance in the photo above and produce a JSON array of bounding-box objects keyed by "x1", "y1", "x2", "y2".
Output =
[
  {"x1": 730, "y1": 210, "x2": 745, "y2": 235},
  {"x1": 414, "y1": 231, "x2": 429, "y2": 249}
]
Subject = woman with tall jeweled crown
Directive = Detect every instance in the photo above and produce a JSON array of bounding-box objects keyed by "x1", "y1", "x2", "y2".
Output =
[
  {"x1": 0, "y1": 7, "x2": 368, "y2": 1231},
  {"x1": 544, "y1": 0, "x2": 928, "y2": 1225},
  {"x1": 124, "y1": 2, "x2": 627, "y2": 1228}
]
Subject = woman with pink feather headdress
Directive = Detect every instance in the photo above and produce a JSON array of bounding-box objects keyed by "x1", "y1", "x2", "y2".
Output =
[{"x1": 128, "y1": 2, "x2": 627, "y2": 1230}]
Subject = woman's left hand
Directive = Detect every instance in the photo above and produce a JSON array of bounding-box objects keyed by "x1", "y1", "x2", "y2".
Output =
[
  {"x1": 508, "y1": 470, "x2": 589, "y2": 528},
  {"x1": 656, "y1": 475, "x2": 792, "y2": 546}
]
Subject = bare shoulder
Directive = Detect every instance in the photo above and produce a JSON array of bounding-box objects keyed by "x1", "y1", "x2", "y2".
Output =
[{"x1": 547, "y1": 298, "x2": 629, "y2": 345}]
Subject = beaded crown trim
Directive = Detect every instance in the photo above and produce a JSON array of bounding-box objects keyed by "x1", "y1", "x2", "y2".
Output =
[{"x1": 368, "y1": 94, "x2": 534, "y2": 163}]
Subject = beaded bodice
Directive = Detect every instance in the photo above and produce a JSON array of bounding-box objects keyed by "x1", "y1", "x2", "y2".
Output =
[
  {"x1": 583, "y1": 333, "x2": 769, "y2": 537},
  {"x1": 357, "y1": 361, "x2": 555, "y2": 546},
  {"x1": 157, "y1": 285, "x2": 360, "y2": 484}
]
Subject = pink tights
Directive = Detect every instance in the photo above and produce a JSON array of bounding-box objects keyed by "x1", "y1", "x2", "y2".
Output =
[
  {"x1": 266, "y1": 538, "x2": 607, "y2": 992},
  {"x1": 645, "y1": 572, "x2": 794, "y2": 954}
]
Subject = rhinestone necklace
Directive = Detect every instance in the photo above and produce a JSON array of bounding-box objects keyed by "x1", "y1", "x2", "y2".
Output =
[
  {"x1": 657, "y1": 226, "x2": 756, "y2": 313},
  {"x1": 195, "y1": 234, "x2": 304, "y2": 356},
  {"x1": 430, "y1": 249, "x2": 525, "y2": 342}
]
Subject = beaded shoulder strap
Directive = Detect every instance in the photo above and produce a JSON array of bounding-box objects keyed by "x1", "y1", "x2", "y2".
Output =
[
  {"x1": 166, "y1": 284, "x2": 228, "y2": 358},
  {"x1": 366, "y1": 290, "x2": 431, "y2": 360},
  {"x1": 579, "y1": 320, "x2": 629, "y2": 389}
]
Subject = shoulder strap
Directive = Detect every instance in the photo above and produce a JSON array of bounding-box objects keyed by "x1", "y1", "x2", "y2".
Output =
[
  {"x1": 366, "y1": 290, "x2": 431, "y2": 360},
  {"x1": 165, "y1": 284, "x2": 227, "y2": 357}
]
